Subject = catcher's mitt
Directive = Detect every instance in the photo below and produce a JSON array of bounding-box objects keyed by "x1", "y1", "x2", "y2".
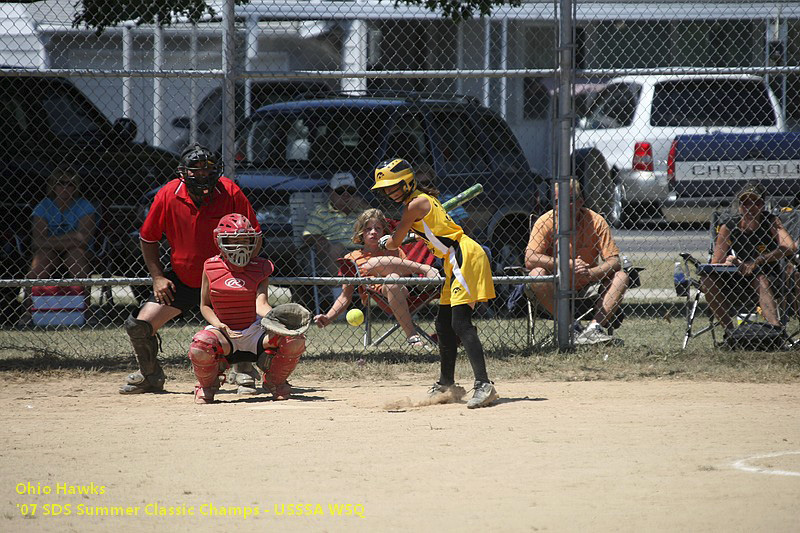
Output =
[{"x1": 260, "y1": 303, "x2": 312, "y2": 337}]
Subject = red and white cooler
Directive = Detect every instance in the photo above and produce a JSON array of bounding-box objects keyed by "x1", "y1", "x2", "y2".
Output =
[{"x1": 31, "y1": 286, "x2": 86, "y2": 326}]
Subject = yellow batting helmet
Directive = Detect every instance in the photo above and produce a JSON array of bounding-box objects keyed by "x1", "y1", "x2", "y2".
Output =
[{"x1": 372, "y1": 158, "x2": 416, "y2": 200}]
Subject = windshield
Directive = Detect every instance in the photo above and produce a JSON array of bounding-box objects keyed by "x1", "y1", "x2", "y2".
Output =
[
  {"x1": 243, "y1": 108, "x2": 388, "y2": 169},
  {"x1": 40, "y1": 85, "x2": 105, "y2": 138}
]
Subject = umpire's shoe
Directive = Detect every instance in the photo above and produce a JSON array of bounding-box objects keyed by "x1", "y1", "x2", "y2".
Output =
[
  {"x1": 119, "y1": 368, "x2": 166, "y2": 394},
  {"x1": 228, "y1": 362, "x2": 260, "y2": 395}
]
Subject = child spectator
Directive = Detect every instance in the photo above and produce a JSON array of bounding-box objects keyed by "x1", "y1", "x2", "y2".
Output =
[{"x1": 313, "y1": 208, "x2": 440, "y2": 349}]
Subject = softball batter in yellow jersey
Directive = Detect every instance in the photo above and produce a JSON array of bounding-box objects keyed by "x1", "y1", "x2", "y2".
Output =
[
  {"x1": 406, "y1": 190, "x2": 495, "y2": 305},
  {"x1": 372, "y1": 158, "x2": 498, "y2": 409}
]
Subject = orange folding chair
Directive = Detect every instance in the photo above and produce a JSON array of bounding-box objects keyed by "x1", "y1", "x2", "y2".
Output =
[{"x1": 336, "y1": 242, "x2": 439, "y2": 349}]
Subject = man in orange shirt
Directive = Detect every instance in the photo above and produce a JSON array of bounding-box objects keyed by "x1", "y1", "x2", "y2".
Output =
[{"x1": 525, "y1": 179, "x2": 630, "y2": 345}]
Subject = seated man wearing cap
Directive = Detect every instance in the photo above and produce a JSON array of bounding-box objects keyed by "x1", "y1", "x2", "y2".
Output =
[
  {"x1": 303, "y1": 172, "x2": 369, "y2": 300},
  {"x1": 701, "y1": 181, "x2": 796, "y2": 338}
]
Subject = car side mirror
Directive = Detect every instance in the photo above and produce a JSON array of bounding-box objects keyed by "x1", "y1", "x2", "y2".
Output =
[
  {"x1": 112, "y1": 118, "x2": 138, "y2": 144},
  {"x1": 171, "y1": 116, "x2": 191, "y2": 130}
]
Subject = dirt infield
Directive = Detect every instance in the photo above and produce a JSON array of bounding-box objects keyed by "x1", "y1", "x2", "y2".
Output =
[{"x1": 1, "y1": 375, "x2": 798, "y2": 532}]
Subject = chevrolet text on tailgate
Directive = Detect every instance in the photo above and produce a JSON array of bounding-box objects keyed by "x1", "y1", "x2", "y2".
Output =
[{"x1": 664, "y1": 132, "x2": 800, "y2": 222}]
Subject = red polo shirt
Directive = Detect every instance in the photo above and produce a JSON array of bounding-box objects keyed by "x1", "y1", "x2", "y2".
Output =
[{"x1": 139, "y1": 177, "x2": 260, "y2": 288}]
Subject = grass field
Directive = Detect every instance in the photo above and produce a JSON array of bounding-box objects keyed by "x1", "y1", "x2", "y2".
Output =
[{"x1": 2, "y1": 316, "x2": 798, "y2": 385}]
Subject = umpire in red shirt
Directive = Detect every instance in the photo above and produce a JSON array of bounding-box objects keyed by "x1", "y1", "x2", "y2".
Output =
[{"x1": 120, "y1": 143, "x2": 261, "y2": 394}]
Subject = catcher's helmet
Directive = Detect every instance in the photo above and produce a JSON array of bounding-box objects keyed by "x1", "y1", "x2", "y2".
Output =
[
  {"x1": 372, "y1": 158, "x2": 415, "y2": 201},
  {"x1": 179, "y1": 143, "x2": 220, "y2": 202},
  {"x1": 213, "y1": 213, "x2": 260, "y2": 269}
]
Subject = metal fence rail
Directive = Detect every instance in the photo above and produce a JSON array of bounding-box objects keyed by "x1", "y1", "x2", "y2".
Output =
[{"x1": 2, "y1": 0, "x2": 799, "y2": 359}]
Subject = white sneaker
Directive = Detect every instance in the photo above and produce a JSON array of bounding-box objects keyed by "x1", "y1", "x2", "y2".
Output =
[
  {"x1": 466, "y1": 381, "x2": 499, "y2": 409},
  {"x1": 575, "y1": 323, "x2": 614, "y2": 345}
]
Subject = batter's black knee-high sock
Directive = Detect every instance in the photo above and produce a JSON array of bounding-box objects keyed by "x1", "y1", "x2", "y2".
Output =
[
  {"x1": 451, "y1": 304, "x2": 489, "y2": 384},
  {"x1": 435, "y1": 305, "x2": 458, "y2": 385}
]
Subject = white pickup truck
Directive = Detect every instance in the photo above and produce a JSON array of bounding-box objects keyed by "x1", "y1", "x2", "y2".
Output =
[{"x1": 575, "y1": 74, "x2": 786, "y2": 227}]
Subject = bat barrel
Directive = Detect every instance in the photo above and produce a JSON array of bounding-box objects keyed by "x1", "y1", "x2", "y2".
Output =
[{"x1": 442, "y1": 183, "x2": 483, "y2": 212}]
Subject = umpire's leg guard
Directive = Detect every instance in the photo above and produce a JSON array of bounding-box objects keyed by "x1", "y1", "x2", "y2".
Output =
[
  {"x1": 119, "y1": 316, "x2": 165, "y2": 394},
  {"x1": 257, "y1": 335, "x2": 305, "y2": 400},
  {"x1": 228, "y1": 362, "x2": 261, "y2": 395}
]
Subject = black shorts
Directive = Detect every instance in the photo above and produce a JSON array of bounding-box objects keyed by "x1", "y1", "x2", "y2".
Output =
[{"x1": 145, "y1": 270, "x2": 201, "y2": 315}]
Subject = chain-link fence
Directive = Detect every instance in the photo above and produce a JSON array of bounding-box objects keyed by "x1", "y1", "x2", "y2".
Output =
[{"x1": 2, "y1": 0, "x2": 800, "y2": 361}]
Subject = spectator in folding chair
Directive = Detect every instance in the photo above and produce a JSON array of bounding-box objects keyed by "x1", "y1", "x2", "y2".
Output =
[
  {"x1": 303, "y1": 172, "x2": 369, "y2": 304},
  {"x1": 313, "y1": 208, "x2": 441, "y2": 349},
  {"x1": 777, "y1": 205, "x2": 800, "y2": 325},
  {"x1": 701, "y1": 182, "x2": 796, "y2": 340},
  {"x1": 18, "y1": 166, "x2": 96, "y2": 327},
  {"x1": 524, "y1": 178, "x2": 630, "y2": 345}
]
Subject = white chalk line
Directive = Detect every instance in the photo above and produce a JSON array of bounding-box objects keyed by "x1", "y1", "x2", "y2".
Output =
[{"x1": 731, "y1": 451, "x2": 800, "y2": 477}]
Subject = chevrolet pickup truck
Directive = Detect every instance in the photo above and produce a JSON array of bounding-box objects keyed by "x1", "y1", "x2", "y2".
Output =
[
  {"x1": 662, "y1": 132, "x2": 800, "y2": 223},
  {"x1": 575, "y1": 75, "x2": 786, "y2": 227}
]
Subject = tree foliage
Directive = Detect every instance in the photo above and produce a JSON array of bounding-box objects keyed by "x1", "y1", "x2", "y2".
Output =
[
  {"x1": 395, "y1": 0, "x2": 521, "y2": 22},
  {"x1": 73, "y1": 1, "x2": 224, "y2": 34},
  {"x1": 73, "y1": 0, "x2": 519, "y2": 34}
]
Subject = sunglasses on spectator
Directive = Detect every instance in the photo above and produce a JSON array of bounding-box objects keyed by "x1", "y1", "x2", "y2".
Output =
[
  {"x1": 334, "y1": 187, "x2": 356, "y2": 195},
  {"x1": 56, "y1": 180, "x2": 77, "y2": 188}
]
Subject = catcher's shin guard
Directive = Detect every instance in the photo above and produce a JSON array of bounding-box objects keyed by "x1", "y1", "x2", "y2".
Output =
[
  {"x1": 258, "y1": 335, "x2": 305, "y2": 399},
  {"x1": 189, "y1": 330, "x2": 225, "y2": 388},
  {"x1": 120, "y1": 316, "x2": 165, "y2": 394}
]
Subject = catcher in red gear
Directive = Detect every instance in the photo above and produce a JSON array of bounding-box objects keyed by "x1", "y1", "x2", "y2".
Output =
[{"x1": 189, "y1": 213, "x2": 310, "y2": 404}]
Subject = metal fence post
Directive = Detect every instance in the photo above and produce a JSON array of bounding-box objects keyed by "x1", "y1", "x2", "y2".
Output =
[
  {"x1": 222, "y1": 0, "x2": 237, "y2": 174},
  {"x1": 556, "y1": 0, "x2": 574, "y2": 351}
]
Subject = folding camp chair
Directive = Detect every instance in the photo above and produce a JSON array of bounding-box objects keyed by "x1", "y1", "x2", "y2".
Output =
[
  {"x1": 778, "y1": 207, "x2": 800, "y2": 344},
  {"x1": 508, "y1": 266, "x2": 639, "y2": 349},
  {"x1": 336, "y1": 246, "x2": 439, "y2": 349},
  {"x1": 679, "y1": 209, "x2": 790, "y2": 349},
  {"x1": 506, "y1": 214, "x2": 642, "y2": 349}
]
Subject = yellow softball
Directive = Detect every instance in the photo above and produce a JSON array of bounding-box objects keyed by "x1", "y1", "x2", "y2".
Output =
[{"x1": 346, "y1": 308, "x2": 364, "y2": 327}]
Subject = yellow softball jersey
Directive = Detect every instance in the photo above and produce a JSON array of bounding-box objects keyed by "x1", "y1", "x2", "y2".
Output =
[{"x1": 407, "y1": 191, "x2": 495, "y2": 305}]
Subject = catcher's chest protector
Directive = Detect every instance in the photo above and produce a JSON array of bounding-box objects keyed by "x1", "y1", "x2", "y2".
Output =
[{"x1": 206, "y1": 257, "x2": 273, "y2": 330}]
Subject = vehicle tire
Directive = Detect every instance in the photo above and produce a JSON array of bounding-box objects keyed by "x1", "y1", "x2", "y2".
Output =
[
  {"x1": 609, "y1": 182, "x2": 625, "y2": 229},
  {"x1": 493, "y1": 218, "x2": 530, "y2": 271},
  {"x1": 575, "y1": 149, "x2": 619, "y2": 226},
  {"x1": 132, "y1": 285, "x2": 152, "y2": 307}
]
